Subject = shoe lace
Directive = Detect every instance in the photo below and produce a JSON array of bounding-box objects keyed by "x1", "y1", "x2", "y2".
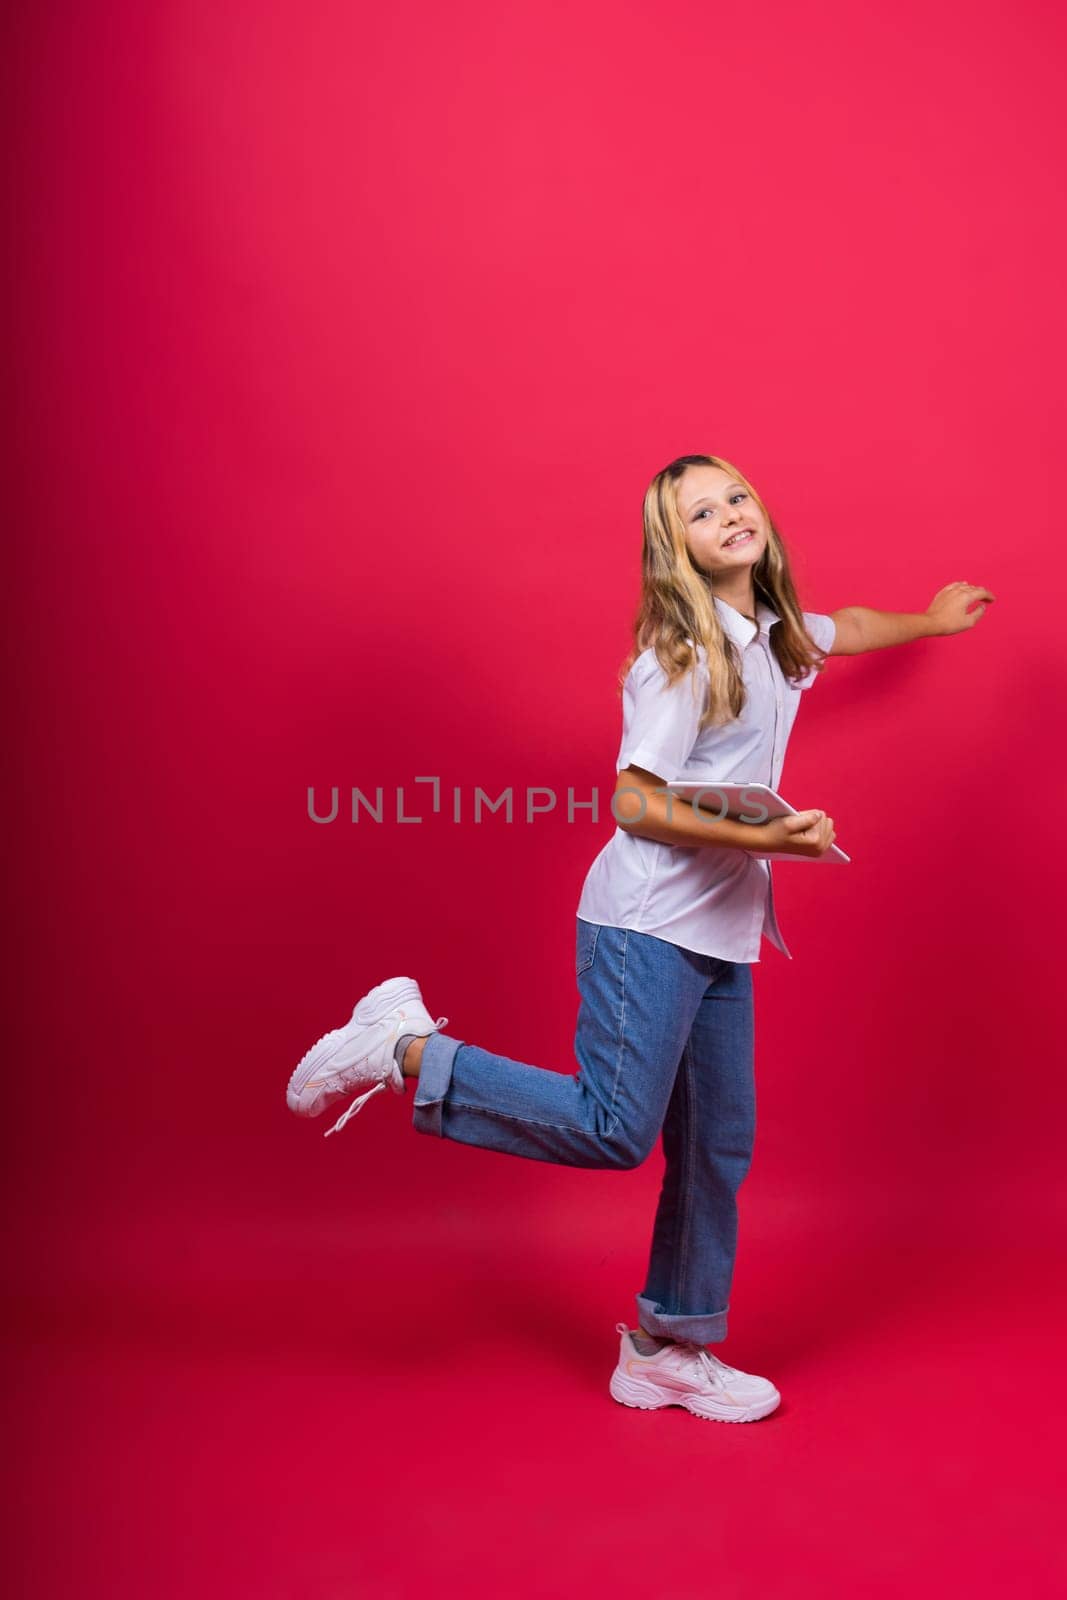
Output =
[
  {"x1": 323, "y1": 1080, "x2": 387, "y2": 1138},
  {"x1": 676, "y1": 1340, "x2": 744, "y2": 1386},
  {"x1": 323, "y1": 1015, "x2": 449, "y2": 1139}
]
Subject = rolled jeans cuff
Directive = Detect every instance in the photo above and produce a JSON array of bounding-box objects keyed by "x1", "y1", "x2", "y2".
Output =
[
  {"x1": 635, "y1": 1293, "x2": 729, "y2": 1345},
  {"x1": 412, "y1": 1032, "x2": 464, "y2": 1137}
]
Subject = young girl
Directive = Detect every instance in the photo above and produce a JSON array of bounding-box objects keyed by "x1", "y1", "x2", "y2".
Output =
[{"x1": 286, "y1": 452, "x2": 993, "y2": 1424}]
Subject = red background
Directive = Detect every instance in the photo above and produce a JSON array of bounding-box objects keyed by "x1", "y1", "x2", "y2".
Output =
[{"x1": 7, "y1": 1, "x2": 1066, "y2": 1594}]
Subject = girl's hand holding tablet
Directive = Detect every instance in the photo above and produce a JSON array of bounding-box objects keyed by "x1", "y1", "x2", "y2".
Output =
[{"x1": 746, "y1": 809, "x2": 837, "y2": 859}]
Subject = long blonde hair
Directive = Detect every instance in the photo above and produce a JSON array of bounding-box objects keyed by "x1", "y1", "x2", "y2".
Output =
[{"x1": 621, "y1": 452, "x2": 830, "y2": 728}]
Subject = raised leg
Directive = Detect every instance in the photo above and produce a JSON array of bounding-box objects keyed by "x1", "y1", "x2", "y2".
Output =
[{"x1": 410, "y1": 919, "x2": 714, "y2": 1170}]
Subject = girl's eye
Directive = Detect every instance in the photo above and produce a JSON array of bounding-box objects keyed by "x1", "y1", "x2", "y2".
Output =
[{"x1": 695, "y1": 492, "x2": 746, "y2": 521}]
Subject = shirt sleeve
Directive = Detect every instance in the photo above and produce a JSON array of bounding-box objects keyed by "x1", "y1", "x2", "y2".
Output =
[
  {"x1": 792, "y1": 612, "x2": 836, "y2": 690},
  {"x1": 617, "y1": 651, "x2": 709, "y2": 781}
]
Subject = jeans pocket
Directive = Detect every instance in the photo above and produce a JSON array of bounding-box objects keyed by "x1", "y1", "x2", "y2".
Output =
[{"x1": 576, "y1": 918, "x2": 601, "y2": 977}]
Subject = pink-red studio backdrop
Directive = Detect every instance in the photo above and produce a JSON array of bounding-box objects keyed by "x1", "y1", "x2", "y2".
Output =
[{"x1": 6, "y1": 1, "x2": 1067, "y2": 1596}]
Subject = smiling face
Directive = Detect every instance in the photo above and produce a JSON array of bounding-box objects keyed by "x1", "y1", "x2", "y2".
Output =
[{"x1": 676, "y1": 464, "x2": 768, "y2": 577}]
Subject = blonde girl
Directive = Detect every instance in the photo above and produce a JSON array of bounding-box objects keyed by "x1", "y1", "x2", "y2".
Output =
[{"x1": 287, "y1": 452, "x2": 993, "y2": 1423}]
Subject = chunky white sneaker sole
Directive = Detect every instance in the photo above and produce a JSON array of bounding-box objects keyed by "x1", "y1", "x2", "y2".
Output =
[
  {"x1": 608, "y1": 1323, "x2": 781, "y2": 1423},
  {"x1": 286, "y1": 976, "x2": 448, "y2": 1137}
]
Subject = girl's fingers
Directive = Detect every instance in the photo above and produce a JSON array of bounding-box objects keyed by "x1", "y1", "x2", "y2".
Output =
[
  {"x1": 944, "y1": 581, "x2": 995, "y2": 600},
  {"x1": 787, "y1": 810, "x2": 823, "y2": 829}
]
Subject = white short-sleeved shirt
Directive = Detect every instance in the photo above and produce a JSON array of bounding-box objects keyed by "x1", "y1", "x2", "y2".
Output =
[{"x1": 576, "y1": 596, "x2": 837, "y2": 963}]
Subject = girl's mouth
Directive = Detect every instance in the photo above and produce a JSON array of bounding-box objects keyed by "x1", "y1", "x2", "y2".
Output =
[{"x1": 722, "y1": 530, "x2": 755, "y2": 550}]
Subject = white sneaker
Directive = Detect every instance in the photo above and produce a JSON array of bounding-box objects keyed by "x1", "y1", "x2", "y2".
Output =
[
  {"x1": 609, "y1": 1323, "x2": 781, "y2": 1422},
  {"x1": 286, "y1": 976, "x2": 448, "y2": 1138}
]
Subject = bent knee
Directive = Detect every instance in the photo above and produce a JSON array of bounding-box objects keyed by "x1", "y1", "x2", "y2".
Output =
[{"x1": 602, "y1": 1120, "x2": 657, "y2": 1170}]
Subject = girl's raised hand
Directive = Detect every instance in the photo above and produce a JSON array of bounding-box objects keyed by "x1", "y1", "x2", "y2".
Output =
[{"x1": 925, "y1": 581, "x2": 996, "y2": 635}]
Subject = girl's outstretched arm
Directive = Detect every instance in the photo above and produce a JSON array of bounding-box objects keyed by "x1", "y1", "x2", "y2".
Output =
[{"x1": 829, "y1": 582, "x2": 996, "y2": 655}]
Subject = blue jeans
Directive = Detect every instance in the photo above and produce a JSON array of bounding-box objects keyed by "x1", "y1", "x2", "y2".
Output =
[{"x1": 412, "y1": 917, "x2": 756, "y2": 1344}]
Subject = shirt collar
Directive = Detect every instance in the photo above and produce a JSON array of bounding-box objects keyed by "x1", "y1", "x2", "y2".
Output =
[{"x1": 713, "y1": 593, "x2": 781, "y2": 646}]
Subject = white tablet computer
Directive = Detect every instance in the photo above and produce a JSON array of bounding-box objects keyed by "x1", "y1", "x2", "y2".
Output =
[{"x1": 662, "y1": 781, "x2": 850, "y2": 864}]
